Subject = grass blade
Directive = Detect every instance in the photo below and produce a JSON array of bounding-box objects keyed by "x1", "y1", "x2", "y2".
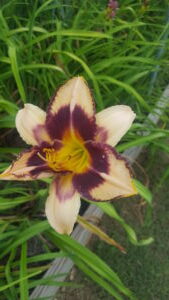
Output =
[
  {"x1": 20, "y1": 242, "x2": 28, "y2": 300},
  {"x1": 8, "y1": 45, "x2": 26, "y2": 103}
]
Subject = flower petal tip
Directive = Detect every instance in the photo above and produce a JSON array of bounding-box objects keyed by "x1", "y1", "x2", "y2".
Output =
[
  {"x1": 125, "y1": 105, "x2": 136, "y2": 121},
  {"x1": 0, "y1": 165, "x2": 13, "y2": 180},
  {"x1": 15, "y1": 103, "x2": 47, "y2": 145},
  {"x1": 55, "y1": 227, "x2": 73, "y2": 235},
  {"x1": 0, "y1": 172, "x2": 9, "y2": 180},
  {"x1": 123, "y1": 179, "x2": 138, "y2": 198},
  {"x1": 131, "y1": 179, "x2": 138, "y2": 195},
  {"x1": 45, "y1": 176, "x2": 81, "y2": 236}
]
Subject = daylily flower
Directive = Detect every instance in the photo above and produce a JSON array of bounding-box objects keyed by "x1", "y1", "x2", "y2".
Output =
[{"x1": 0, "y1": 77, "x2": 137, "y2": 234}]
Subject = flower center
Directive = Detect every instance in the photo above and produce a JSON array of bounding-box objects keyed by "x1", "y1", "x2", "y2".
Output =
[{"x1": 41, "y1": 133, "x2": 90, "y2": 174}]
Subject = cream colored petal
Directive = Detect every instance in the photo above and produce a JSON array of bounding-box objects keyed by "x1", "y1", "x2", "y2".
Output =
[
  {"x1": 45, "y1": 175, "x2": 81, "y2": 235},
  {"x1": 73, "y1": 143, "x2": 137, "y2": 201},
  {"x1": 0, "y1": 148, "x2": 51, "y2": 181},
  {"x1": 16, "y1": 104, "x2": 51, "y2": 145},
  {"x1": 95, "y1": 105, "x2": 136, "y2": 146},
  {"x1": 48, "y1": 76, "x2": 95, "y2": 117},
  {"x1": 89, "y1": 148, "x2": 137, "y2": 201}
]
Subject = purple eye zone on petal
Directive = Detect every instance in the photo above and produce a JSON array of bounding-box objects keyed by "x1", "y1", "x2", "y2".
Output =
[
  {"x1": 30, "y1": 165, "x2": 51, "y2": 178},
  {"x1": 27, "y1": 148, "x2": 44, "y2": 166},
  {"x1": 73, "y1": 142, "x2": 110, "y2": 201},
  {"x1": 95, "y1": 126, "x2": 108, "y2": 143},
  {"x1": 73, "y1": 170, "x2": 104, "y2": 200},
  {"x1": 33, "y1": 124, "x2": 46, "y2": 145},
  {"x1": 27, "y1": 148, "x2": 51, "y2": 178},
  {"x1": 55, "y1": 176, "x2": 75, "y2": 203},
  {"x1": 46, "y1": 105, "x2": 70, "y2": 140},
  {"x1": 46, "y1": 103, "x2": 96, "y2": 141},
  {"x1": 85, "y1": 142, "x2": 109, "y2": 173},
  {"x1": 72, "y1": 105, "x2": 96, "y2": 140}
]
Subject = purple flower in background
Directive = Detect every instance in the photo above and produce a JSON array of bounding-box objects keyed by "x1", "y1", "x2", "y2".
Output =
[{"x1": 107, "y1": 0, "x2": 119, "y2": 19}]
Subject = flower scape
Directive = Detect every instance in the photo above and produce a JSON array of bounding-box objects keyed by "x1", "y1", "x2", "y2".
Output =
[{"x1": 0, "y1": 77, "x2": 137, "y2": 234}]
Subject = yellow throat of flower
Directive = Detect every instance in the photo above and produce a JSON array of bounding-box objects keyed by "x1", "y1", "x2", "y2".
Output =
[{"x1": 40, "y1": 132, "x2": 90, "y2": 174}]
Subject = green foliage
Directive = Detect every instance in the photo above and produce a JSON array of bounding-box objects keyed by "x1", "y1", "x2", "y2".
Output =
[{"x1": 0, "y1": 0, "x2": 169, "y2": 299}]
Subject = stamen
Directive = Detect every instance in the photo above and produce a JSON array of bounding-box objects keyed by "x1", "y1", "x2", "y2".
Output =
[
  {"x1": 37, "y1": 152, "x2": 47, "y2": 162},
  {"x1": 39, "y1": 135, "x2": 90, "y2": 173}
]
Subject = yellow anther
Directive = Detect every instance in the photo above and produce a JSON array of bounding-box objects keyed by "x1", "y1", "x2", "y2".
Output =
[{"x1": 40, "y1": 134, "x2": 90, "y2": 173}]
